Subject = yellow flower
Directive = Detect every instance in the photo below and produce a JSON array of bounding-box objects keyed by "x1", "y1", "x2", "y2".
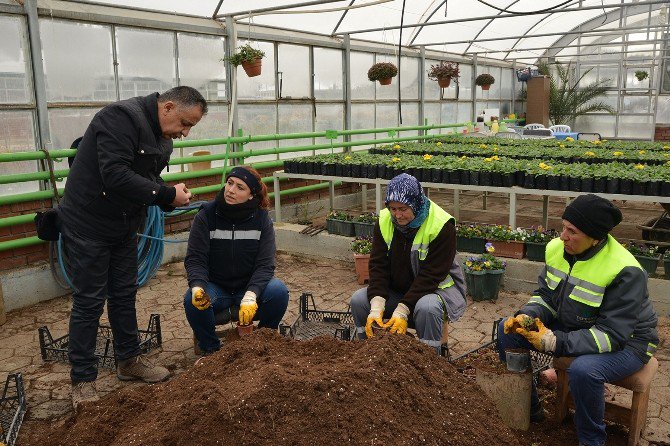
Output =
[
  {"x1": 344, "y1": 155, "x2": 352, "y2": 160},
  {"x1": 485, "y1": 261, "x2": 491, "y2": 267},
  {"x1": 465, "y1": 261, "x2": 472, "y2": 267},
  {"x1": 666, "y1": 160, "x2": 670, "y2": 166},
  {"x1": 539, "y1": 162, "x2": 552, "y2": 170},
  {"x1": 392, "y1": 157, "x2": 401, "y2": 162},
  {"x1": 663, "y1": 145, "x2": 669, "y2": 150},
  {"x1": 559, "y1": 144, "x2": 565, "y2": 149},
  {"x1": 634, "y1": 164, "x2": 645, "y2": 169},
  {"x1": 592, "y1": 140, "x2": 602, "y2": 145},
  {"x1": 613, "y1": 151, "x2": 623, "y2": 156},
  {"x1": 436, "y1": 141, "x2": 443, "y2": 146},
  {"x1": 639, "y1": 150, "x2": 646, "y2": 155},
  {"x1": 479, "y1": 144, "x2": 488, "y2": 149},
  {"x1": 584, "y1": 151, "x2": 595, "y2": 157},
  {"x1": 484, "y1": 157, "x2": 493, "y2": 162},
  {"x1": 459, "y1": 155, "x2": 468, "y2": 160},
  {"x1": 565, "y1": 137, "x2": 574, "y2": 142},
  {"x1": 423, "y1": 154, "x2": 433, "y2": 160},
  {"x1": 493, "y1": 147, "x2": 499, "y2": 152},
  {"x1": 393, "y1": 144, "x2": 401, "y2": 149}
]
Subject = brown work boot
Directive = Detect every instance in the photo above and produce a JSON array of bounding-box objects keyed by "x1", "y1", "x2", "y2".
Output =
[
  {"x1": 117, "y1": 355, "x2": 170, "y2": 383},
  {"x1": 71, "y1": 381, "x2": 100, "y2": 412}
]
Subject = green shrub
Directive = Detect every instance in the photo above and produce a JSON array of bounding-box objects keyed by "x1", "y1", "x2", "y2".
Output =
[
  {"x1": 367, "y1": 62, "x2": 398, "y2": 82},
  {"x1": 475, "y1": 73, "x2": 495, "y2": 86},
  {"x1": 224, "y1": 44, "x2": 265, "y2": 67}
]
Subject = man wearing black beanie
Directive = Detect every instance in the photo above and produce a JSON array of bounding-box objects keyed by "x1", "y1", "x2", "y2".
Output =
[{"x1": 497, "y1": 194, "x2": 658, "y2": 446}]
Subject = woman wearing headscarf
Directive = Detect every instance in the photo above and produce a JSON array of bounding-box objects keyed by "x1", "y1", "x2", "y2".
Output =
[
  {"x1": 498, "y1": 194, "x2": 658, "y2": 446},
  {"x1": 350, "y1": 173, "x2": 466, "y2": 352},
  {"x1": 183, "y1": 166, "x2": 289, "y2": 355}
]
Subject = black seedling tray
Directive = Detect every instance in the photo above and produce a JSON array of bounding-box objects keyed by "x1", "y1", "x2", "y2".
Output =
[
  {"x1": 38, "y1": 314, "x2": 162, "y2": 369},
  {"x1": 0, "y1": 373, "x2": 26, "y2": 446},
  {"x1": 280, "y1": 293, "x2": 356, "y2": 341},
  {"x1": 450, "y1": 318, "x2": 552, "y2": 375}
]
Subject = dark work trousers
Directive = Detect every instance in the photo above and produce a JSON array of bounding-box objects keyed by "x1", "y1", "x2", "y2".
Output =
[{"x1": 61, "y1": 222, "x2": 141, "y2": 384}]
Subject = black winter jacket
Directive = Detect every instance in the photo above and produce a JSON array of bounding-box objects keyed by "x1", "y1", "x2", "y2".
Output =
[
  {"x1": 58, "y1": 93, "x2": 176, "y2": 238},
  {"x1": 185, "y1": 199, "x2": 276, "y2": 297}
]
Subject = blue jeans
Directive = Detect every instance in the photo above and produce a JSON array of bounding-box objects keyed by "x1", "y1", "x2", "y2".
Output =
[
  {"x1": 183, "y1": 278, "x2": 289, "y2": 353},
  {"x1": 497, "y1": 318, "x2": 645, "y2": 446}
]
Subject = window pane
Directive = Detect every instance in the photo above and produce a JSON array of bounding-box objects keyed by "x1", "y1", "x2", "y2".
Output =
[
  {"x1": 574, "y1": 115, "x2": 616, "y2": 138},
  {"x1": 116, "y1": 27, "x2": 175, "y2": 99},
  {"x1": 622, "y1": 95, "x2": 652, "y2": 114},
  {"x1": 376, "y1": 103, "x2": 398, "y2": 131},
  {"x1": 238, "y1": 103, "x2": 276, "y2": 162},
  {"x1": 41, "y1": 19, "x2": 114, "y2": 102},
  {"x1": 182, "y1": 104, "x2": 229, "y2": 169},
  {"x1": 457, "y1": 102, "x2": 472, "y2": 125},
  {"x1": 500, "y1": 69, "x2": 513, "y2": 99},
  {"x1": 376, "y1": 55, "x2": 398, "y2": 101},
  {"x1": 424, "y1": 102, "x2": 441, "y2": 129},
  {"x1": 624, "y1": 67, "x2": 650, "y2": 90},
  {"x1": 178, "y1": 33, "x2": 226, "y2": 101},
  {"x1": 278, "y1": 104, "x2": 312, "y2": 159},
  {"x1": 278, "y1": 44, "x2": 310, "y2": 98},
  {"x1": 656, "y1": 96, "x2": 670, "y2": 124},
  {"x1": 0, "y1": 110, "x2": 38, "y2": 195},
  {"x1": 442, "y1": 102, "x2": 458, "y2": 130},
  {"x1": 351, "y1": 52, "x2": 374, "y2": 100},
  {"x1": 48, "y1": 108, "x2": 100, "y2": 171},
  {"x1": 459, "y1": 64, "x2": 473, "y2": 100},
  {"x1": 314, "y1": 47, "x2": 343, "y2": 100},
  {"x1": 617, "y1": 115, "x2": 653, "y2": 139},
  {"x1": 400, "y1": 102, "x2": 419, "y2": 135},
  {"x1": 315, "y1": 104, "x2": 344, "y2": 152},
  {"x1": 0, "y1": 16, "x2": 32, "y2": 104},
  {"x1": 237, "y1": 41, "x2": 275, "y2": 100},
  {"x1": 350, "y1": 103, "x2": 375, "y2": 145},
  {"x1": 399, "y1": 56, "x2": 419, "y2": 100}
]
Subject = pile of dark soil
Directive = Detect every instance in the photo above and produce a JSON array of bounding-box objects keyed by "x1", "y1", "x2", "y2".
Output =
[{"x1": 22, "y1": 330, "x2": 519, "y2": 446}]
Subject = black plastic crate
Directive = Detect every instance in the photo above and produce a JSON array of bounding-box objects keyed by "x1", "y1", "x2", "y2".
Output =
[
  {"x1": 450, "y1": 319, "x2": 552, "y2": 375},
  {"x1": 0, "y1": 373, "x2": 26, "y2": 446},
  {"x1": 38, "y1": 314, "x2": 162, "y2": 369},
  {"x1": 280, "y1": 293, "x2": 355, "y2": 341}
]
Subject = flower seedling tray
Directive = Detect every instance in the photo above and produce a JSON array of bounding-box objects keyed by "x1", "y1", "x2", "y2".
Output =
[
  {"x1": 280, "y1": 292, "x2": 355, "y2": 341},
  {"x1": 38, "y1": 314, "x2": 162, "y2": 369},
  {"x1": 0, "y1": 373, "x2": 26, "y2": 446}
]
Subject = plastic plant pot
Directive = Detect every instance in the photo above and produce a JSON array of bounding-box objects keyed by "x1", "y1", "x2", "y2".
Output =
[
  {"x1": 505, "y1": 349, "x2": 530, "y2": 372},
  {"x1": 237, "y1": 323, "x2": 254, "y2": 337}
]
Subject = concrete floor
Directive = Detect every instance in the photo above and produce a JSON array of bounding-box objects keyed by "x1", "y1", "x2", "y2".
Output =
[{"x1": 1, "y1": 252, "x2": 669, "y2": 445}]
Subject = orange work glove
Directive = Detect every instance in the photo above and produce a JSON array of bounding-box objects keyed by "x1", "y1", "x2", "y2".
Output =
[
  {"x1": 381, "y1": 303, "x2": 410, "y2": 335},
  {"x1": 515, "y1": 318, "x2": 556, "y2": 353},
  {"x1": 365, "y1": 296, "x2": 386, "y2": 338},
  {"x1": 191, "y1": 287, "x2": 211, "y2": 311},
  {"x1": 503, "y1": 314, "x2": 534, "y2": 334},
  {"x1": 238, "y1": 291, "x2": 258, "y2": 326}
]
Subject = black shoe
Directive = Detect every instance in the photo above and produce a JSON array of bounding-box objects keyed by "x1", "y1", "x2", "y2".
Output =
[{"x1": 530, "y1": 405, "x2": 547, "y2": 423}]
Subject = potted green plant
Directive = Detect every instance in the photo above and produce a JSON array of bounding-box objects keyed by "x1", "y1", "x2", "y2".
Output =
[
  {"x1": 427, "y1": 61, "x2": 460, "y2": 88},
  {"x1": 624, "y1": 241, "x2": 660, "y2": 275},
  {"x1": 462, "y1": 243, "x2": 506, "y2": 301},
  {"x1": 351, "y1": 236, "x2": 373, "y2": 285},
  {"x1": 456, "y1": 223, "x2": 488, "y2": 253},
  {"x1": 225, "y1": 44, "x2": 265, "y2": 77},
  {"x1": 475, "y1": 73, "x2": 495, "y2": 91},
  {"x1": 368, "y1": 62, "x2": 398, "y2": 86},
  {"x1": 663, "y1": 250, "x2": 670, "y2": 280},
  {"x1": 522, "y1": 226, "x2": 559, "y2": 262},
  {"x1": 635, "y1": 70, "x2": 649, "y2": 82},
  {"x1": 353, "y1": 212, "x2": 378, "y2": 238},
  {"x1": 326, "y1": 210, "x2": 355, "y2": 236},
  {"x1": 486, "y1": 225, "x2": 526, "y2": 259}
]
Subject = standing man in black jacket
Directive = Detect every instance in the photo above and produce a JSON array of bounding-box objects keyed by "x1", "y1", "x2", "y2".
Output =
[{"x1": 58, "y1": 86, "x2": 207, "y2": 411}]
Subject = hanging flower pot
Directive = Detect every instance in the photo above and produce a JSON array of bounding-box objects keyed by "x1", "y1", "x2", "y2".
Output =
[
  {"x1": 241, "y1": 58, "x2": 263, "y2": 77},
  {"x1": 438, "y1": 77, "x2": 451, "y2": 88},
  {"x1": 368, "y1": 62, "x2": 398, "y2": 86},
  {"x1": 224, "y1": 44, "x2": 266, "y2": 78},
  {"x1": 476, "y1": 73, "x2": 495, "y2": 91},
  {"x1": 427, "y1": 61, "x2": 459, "y2": 90},
  {"x1": 481, "y1": 84, "x2": 491, "y2": 91}
]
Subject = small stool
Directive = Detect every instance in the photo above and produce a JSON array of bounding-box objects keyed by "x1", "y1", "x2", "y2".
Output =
[
  {"x1": 554, "y1": 355, "x2": 658, "y2": 446},
  {"x1": 192, "y1": 306, "x2": 239, "y2": 355}
]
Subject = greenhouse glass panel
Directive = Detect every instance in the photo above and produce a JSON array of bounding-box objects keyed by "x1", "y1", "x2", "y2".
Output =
[
  {"x1": 656, "y1": 96, "x2": 670, "y2": 124},
  {"x1": 0, "y1": 110, "x2": 38, "y2": 196},
  {"x1": 617, "y1": 115, "x2": 653, "y2": 139},
  {"x1": 351, "y1": 52, "x2": 375, "y2": 100},
  {"x1": 0, "y1": 16, "x2": 31, "y2": 104},
  {"x1": 237, "y1": 41, "x2": 275, "y2": 100},
  {"x1": 278, "y1": 103, "x2": 312, "y2": 159},
  {"x1": 40, "y1": 19, "x2": 114, "y2": 102},
  {"x1": 622, "y1": 95, "x2": 652, "y2": 114},
  {"x1": 399, "y1": 56, "x2": 419, "y2": 100},
  {"x1": 116, "y1": 27, "x2": 175, "y2": 99},
  {"x1": 376, "y1": 56, "x2": 399, "y2": 101},
  {"x1": 350, "y1": 103, "x2": 375, "y2": 145},
  {"x1": 441, "y1": 102, "x2": 458, "y2": 130},
  {"x1": 182, "y1": 104, "x2": 229, "y2": 170},
  {"x1": 237, "y1": 103, "x2": 277, "y2": 163},
  {"x1": 48, "y1": 108, "x2": 100, "y2": 171},
  {"x1": 574, "y1": 115, "x2": 616, "y2": 138},
  {"x1": 500, "y1": 69, "x2": 512, "y2": 100},
  {"x1": 625, "y1": 67, "x2": 651, "y2": 89},
  {"x1": 424, "y1": 103, "x2": 441, "y2": 130},
  {"x1": 424, "y1": 59, "x2": 441, "y2": 100},
  {"x1": 459, "y1": 64, "x2": 473, "y2": 101},
  {"x1": 278, "y1": 44, "x2": 310, "y2": 98},
  {"x1": 314, "y1": 103, "x2": 344, "y2": 154},
  {"x1": 399, "y1": 103, "x2": 419, "y2": 136},
  {"x1": 177, "y1": 33, "x2": 226, "y2": 101},
  {"x1": 598, "y1": 66, "x2": 619, "y2": 88},
  {"x1": 457, "y1": 103, "x2": 473, "y2": 126},
  {"x1": 376, "y1": 103, "x2": 399, "y2": 133},
  {"x1": 313, "y1": 48, "x2": 343, "y2": 100}
]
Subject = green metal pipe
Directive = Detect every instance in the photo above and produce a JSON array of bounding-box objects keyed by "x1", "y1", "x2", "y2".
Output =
[
  {"x1": 0, "y1": 148, "x2": 76, "y2": 163},
  {"x1": 0, "y1": 235, "x2": 43, "y2": 251},
  {"x1": 0, "y1": 189, "x2": 63, "y2": 206},
  {"x1": 0, "y1": 169, "x2": 69, "y2": 185}
]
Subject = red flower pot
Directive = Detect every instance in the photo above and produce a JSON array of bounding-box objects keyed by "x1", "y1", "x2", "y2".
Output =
[
  {"x1": 354, "y1": 253, "x2": 370, "y2": 284},
  {"x1": 378, "y1": 77, "x2": 393, "y2": 86},
  {"x1": 481, "y1": 84, "x2": 491, "y2": 91},
  {"x1": 241, "y1": 58, "x2": 262, "y2": 77},
  {"x1": 487, "y1": 240, "x2": 525, "y2": 259},
  {"x1": 437, "y1": 77, "x2": 451, "y2": 88}
]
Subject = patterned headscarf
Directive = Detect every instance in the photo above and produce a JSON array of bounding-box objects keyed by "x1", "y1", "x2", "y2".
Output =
[{"x1": 385, "y1": 173, "x2": 430, "y2": 229}]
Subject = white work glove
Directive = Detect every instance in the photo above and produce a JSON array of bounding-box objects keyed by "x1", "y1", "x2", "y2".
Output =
[
  {"x1": 365, "y1": 296, "x2": 386, "y2": 338},
  {"x1": 191, "y1": 286, "x2": 211, "y2": 311},
  {"x1": 238, "y1": 291, "x2": 258, "y2": 326}
]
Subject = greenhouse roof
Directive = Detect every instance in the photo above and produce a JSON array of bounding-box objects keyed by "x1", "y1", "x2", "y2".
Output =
[{"x1": 59, "y1": 0, "x2": 669, "y2": 61}]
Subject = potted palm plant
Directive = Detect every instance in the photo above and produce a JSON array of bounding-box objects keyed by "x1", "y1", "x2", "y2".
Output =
[
  {"x1": 427, "y1": 61, "x2": 460, "y2": 88},
  {"x1": 463, "y1": 243, "x2": 506, "y2": 301},
  {"x1": 351, "y1": 236, "x2": 373, "y2": 285},
  {"x1": 475, "y1": 73, "x2": 495, "y2": 91},
  {"x1": 635, "y1": 70, "x2": 649, "y2": 82},
  {"x1": 225, "y1": 44, "x2": 265, "y2": 77},
  {"x1": 368, "y1": 62, "x2": 398, "y2": 86}
]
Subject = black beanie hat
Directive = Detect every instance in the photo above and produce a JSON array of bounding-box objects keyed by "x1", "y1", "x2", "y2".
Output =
[{"x1": 562, "y1": 194, "x2": 622, "y2": 240}]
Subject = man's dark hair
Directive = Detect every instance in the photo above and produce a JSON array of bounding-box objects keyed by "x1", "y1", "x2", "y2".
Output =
[{"x1": 158, "y1": 86, "x2": 208, "y2": 115}]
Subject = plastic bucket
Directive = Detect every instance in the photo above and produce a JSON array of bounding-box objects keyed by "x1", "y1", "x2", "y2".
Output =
[
  {"x1": 188, "y1": 150, "x2": 212, "y2": 171},
  {"x1": 505, "y1": 350, "x2": 530, "y2": 372}
]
